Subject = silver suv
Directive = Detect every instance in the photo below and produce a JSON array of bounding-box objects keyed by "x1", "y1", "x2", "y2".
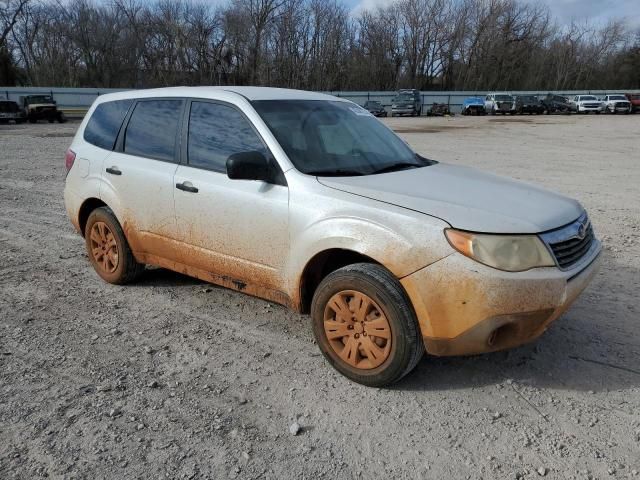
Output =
[{"x1": 64, "y1": 87, "x2": 601, "y2": 386}]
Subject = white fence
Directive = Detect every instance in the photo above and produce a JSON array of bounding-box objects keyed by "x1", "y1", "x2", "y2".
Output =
[{"x1": 2, "y1": 86, "x2": 638, "y2": 116}]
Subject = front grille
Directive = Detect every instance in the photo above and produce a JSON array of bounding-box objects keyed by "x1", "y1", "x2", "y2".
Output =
[
  {"x1": 541, "y1": 214, "x2": 595, "y2": 269},
  {"x1": 585, "y1": 103, "x2": 600, "y2": 108}
]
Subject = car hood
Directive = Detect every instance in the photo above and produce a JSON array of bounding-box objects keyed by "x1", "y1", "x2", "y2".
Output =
[{"x1": 317, "y1": 163, "x2": 583, "y2": 233}]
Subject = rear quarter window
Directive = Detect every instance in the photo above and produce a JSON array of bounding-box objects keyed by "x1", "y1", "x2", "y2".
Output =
[{"x1": 84, "y1": 100, "x2": 133, "y2": 150}]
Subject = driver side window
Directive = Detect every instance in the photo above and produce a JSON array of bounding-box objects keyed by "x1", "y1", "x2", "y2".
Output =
[{"x1": 187, "y1": 101, "x2": 269, "y2": 173}]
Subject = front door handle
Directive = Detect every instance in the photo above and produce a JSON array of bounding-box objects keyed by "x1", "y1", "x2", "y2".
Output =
[
  {"x1": 106, "y1": 166, "x2": 122, "y2": 176},
  {"x1": 176, "y1": 181, "x2": 198, "y2": 193}
]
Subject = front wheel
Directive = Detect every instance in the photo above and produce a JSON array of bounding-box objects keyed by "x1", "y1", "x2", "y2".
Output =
[
  {"x1": 85, "y1": 207, "x2": 144, "y2": 284},
  {"x1": 311, "y1": 263, "x2": 423, "y2": 387}
]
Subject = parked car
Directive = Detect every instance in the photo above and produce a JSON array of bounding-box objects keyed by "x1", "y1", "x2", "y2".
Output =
[
  {"x1": 426, "y1": 102, "x2": 452, "y2": 116},
  {"x1": 624, "y1": 93, "x2": 640, "y2": 113},
  {"x1": 18, "y1": 94, "x2": 67, "y2": 123},
  {"x1": 64, "y1": 87, "x2": 602, "y2": 387},
  {"x1": 461, "y1": 96, "x2": 486, "y2": 115},
  {"x1": 570, "y1": 95, "x2": 602, "y2": 114},
  {"x1": 484, "y1": 93, "x2": 514, "y2": 114},
  {"x1": 541, "y1": 94, "x2": 572, "y2": 114},
  {"x1": 600, "y1": 94, "x2": 632, "y2": 114},
  {"x1": 514, "y1": 95, "x2": 544, "y2": 114},
  {"x1": 363, "y1": 100, "x2": 387, "y2": 117},
  {"x1": 0, "y1": 100, "x2": 27, "y2": 124},
  {"x1": 391, "y1": 89, "x2": 421, "y2": 116}
]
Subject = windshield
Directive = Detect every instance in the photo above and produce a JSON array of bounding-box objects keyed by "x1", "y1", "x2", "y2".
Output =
[
  {"x1": 495, "y1": 95, "x2": 512, "y2": 101},
  {"x1": 581, "y1": 96, "x2": 597, "y2": 101},
  {"x1": 27, "y1": 95, "x2": 54, "y2": 104},
  {"x1": 252, "y1": 100, "x2": 434, "y2": 176},
  {"x1": 609, "y1": 95, "x2": 626, "y2": 100},
  {"x1": 392, "y1": 95, "x2": 413, "y2": 104}
]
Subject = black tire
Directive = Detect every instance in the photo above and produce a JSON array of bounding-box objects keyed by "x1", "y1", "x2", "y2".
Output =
[
  {"x1": 311, "y1": 263, "x2": 423, "y2": 387},
  {"x1": 28, "y1": 117, "x2": 37, "y2": 124},
  {"x1": 58, "y1": 112, "x2": 68, "y2": 123},
  {"x1": 84, "y1": 206, "x2": 144, "y2": 285}
]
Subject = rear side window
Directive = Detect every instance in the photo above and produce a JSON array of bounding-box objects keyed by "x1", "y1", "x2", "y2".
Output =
[
  {"x1": 124, "y1": 99, "x2": 183, "y2": 162},
  {"x1": 84, "y1": 100, "x2": 133, "y2": 150},
  {"x1": 187, "y1": 101, "x2": 268, "y2": 172}
]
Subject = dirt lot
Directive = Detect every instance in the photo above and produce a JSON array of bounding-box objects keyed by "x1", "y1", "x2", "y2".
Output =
[{"x1": 1, "y1": 114, "x2": 639, "y2": 480}]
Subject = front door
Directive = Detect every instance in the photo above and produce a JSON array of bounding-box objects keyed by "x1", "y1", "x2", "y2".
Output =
[{"x1": 172, "y1": 99, "x2": 289, "y2": 300}]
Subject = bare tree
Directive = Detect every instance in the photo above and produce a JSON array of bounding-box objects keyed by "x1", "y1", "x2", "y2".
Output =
[{"x1": 2, "y1": 0, "x2": 638, "y2": 91}]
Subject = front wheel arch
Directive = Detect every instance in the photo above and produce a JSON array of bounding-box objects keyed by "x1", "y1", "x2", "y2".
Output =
[{"x1": 298, "y1": 249, "x2": 381, "y2": 314}]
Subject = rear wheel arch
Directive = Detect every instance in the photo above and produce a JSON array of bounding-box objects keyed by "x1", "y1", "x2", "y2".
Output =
[{"x1": 78, "y1": 198, "x2": 109, "y2": 237}]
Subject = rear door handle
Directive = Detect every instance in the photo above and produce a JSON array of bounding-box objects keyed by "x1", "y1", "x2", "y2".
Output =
[
  {"x1": 106, "y1": 166, "x2": 122, "y2": 176},
  {"x1": 176, "y1": 181, "x2": 198, "y2": 193}
]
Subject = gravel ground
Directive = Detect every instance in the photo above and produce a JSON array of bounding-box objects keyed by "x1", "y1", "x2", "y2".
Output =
[{"x1": 1, "y1": 114, "x2": 639, "y2": 480}]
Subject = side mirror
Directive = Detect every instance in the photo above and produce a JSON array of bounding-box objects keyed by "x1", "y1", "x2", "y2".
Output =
[{"x1": 226, "y1": 151, "x2": 271, "y2": 182}]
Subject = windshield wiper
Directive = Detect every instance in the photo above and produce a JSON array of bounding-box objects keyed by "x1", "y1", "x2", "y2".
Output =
[
  {"x1": 306, "y1": 168, "x2": 365, "y2": 177},
  {"x1": 370, "y1": 162, "x2": 423, "y2": 175}
]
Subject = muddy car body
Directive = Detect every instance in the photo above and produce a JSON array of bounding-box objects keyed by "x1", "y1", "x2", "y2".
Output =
[{"x1": 64, "y1": 87, "x2": 601, "y2": 386}]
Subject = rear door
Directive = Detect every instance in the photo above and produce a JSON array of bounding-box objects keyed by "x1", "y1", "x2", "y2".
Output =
[
  {"x1": 172, "y1": 99, "x2": 289, "y2": 293},
  {"x1": 102, "y1": 98, "x2": 185, "y2": 258}
]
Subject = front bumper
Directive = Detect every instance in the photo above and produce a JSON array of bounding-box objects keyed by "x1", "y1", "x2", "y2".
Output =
[
  {"x1": 610, "y1": 103, "x2": 631, "y2": 112},
  {"x1": 392, "y1": 107, "x2": 415, "y2": 115},
  {"x1": 401, "y1": 242, "x2": 601, "y2": 356},
  {"x1": 519, "y1": 105, "x2": 544, "y2": 113}
]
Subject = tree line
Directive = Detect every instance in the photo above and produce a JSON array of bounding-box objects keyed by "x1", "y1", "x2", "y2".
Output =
[{"x1": 1, "y1": 0, "x2": 639, "y2": 91}]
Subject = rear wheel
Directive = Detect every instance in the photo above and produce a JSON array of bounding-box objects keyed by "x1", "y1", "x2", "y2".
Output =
[
  {"x1": 311, "y1": 263, "x2": 423, "y2": 387},
  {"x1": 85, "y1": 207, "x2": 144, "y2": 284}
]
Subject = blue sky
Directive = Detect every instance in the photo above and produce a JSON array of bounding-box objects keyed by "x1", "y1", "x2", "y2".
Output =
[{"x1": 346, "y1": 0, "x2": 640, "y2": 27}]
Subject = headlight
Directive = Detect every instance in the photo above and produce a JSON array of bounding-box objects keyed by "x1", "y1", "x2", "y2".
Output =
[{"x1": 444, "y1": 229, "x2": 555, "y2": 272}]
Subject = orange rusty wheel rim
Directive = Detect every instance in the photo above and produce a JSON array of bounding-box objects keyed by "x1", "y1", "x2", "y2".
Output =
[
  {"x1": 323, "y1": 290, "x2": 392, "y2": 370},
  {"x1": 89, "y1": 221, "x2": 119, "y2": 274}
]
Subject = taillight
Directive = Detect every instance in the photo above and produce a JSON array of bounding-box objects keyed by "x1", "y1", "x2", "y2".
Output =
[{"x1": 65, "y1": 149, "x2": 76, "y2": 172}]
